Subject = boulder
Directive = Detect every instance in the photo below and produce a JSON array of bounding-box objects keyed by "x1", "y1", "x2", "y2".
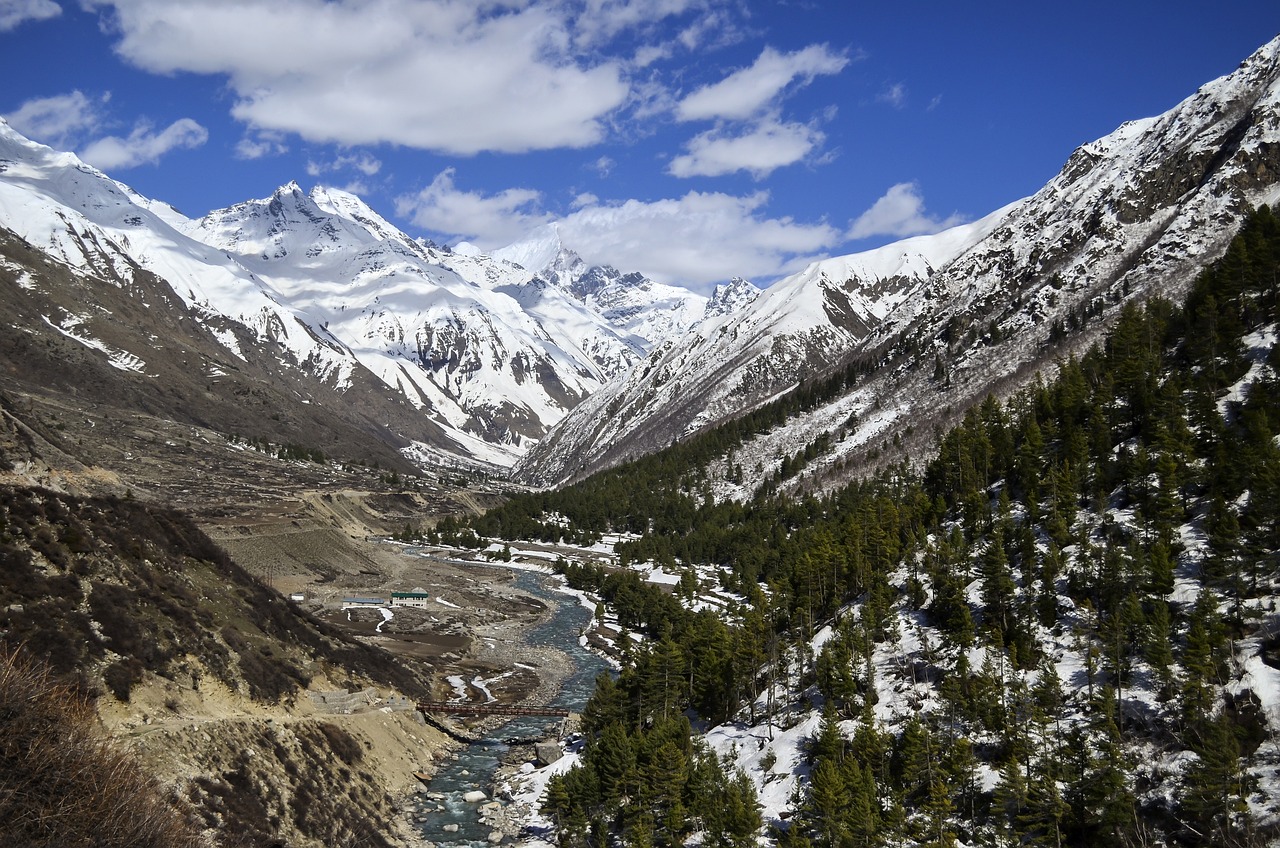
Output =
[{"x1": 535, "y1": 741, "x2": 563, "y2": 766}]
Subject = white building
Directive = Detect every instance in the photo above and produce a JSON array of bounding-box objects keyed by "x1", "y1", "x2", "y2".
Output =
[{"x1": 390, "y1": 591, "x2": 432, "y2": 608}]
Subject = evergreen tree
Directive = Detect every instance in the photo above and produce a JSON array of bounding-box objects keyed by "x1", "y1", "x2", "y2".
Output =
[
  {"x1": 1182, "y1": 710, "x2": 1251, "y2": 844},
  {"x1": 805, "y1": 758, "x2": 850, "y2": 848}
]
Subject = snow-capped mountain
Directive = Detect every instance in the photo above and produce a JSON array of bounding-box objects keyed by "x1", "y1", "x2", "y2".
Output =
[
  {"x1": 493, "y1": 223, "x2": 710, "y2": 346},
  {"x1": 0, "y1": 122, "x2": 700, "y2": 469},
  {"x1": 5, "y1": 35, "x2": 1280, "y2": 485},
  {"x1": 518, "y1": 35, "x2": 1280, "y2": 488},
  {"x1": 514, "y1": 210, "x2": 1010, "y2": 485},
  {"x1": 703, "y1": 277, "x2": 762, "y2": 320},
  {"x1": 177, "y1": 182, "x2": 643, "y2": 459}
]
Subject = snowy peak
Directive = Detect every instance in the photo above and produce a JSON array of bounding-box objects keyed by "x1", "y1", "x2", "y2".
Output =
[
  {"x1": 487, "y1": 225, "x2": 709, "y2": 348},
  {"x1": 183, "y1": 181, "x2": 409, "y2": 262},
  {"x1": 704, "y1": 277, "x2": 760, "y2": 319},
  {"x1": 0, "y1": 119, "x2": 695, "y2": 471},
  {"x1": 491, "y1": 222, "x2": 566, "y2": 274},
  {"x1": 309, "y1": 184, "x2": 414, "y2": 247}
]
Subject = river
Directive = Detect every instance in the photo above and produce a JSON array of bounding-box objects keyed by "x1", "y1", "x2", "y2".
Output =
[{"x1": 410, "y1": 569, "x2": 610, "y2": 846}]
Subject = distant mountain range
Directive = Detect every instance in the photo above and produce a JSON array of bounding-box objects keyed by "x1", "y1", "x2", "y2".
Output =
[
  {"x1": 2, "y1": 36, "x2": 1279, "y2": 485},
  {"x1": 517, "y1": 34, "x2": 1280, "y2": 489},
  {"x1": 0, "y1": 131, "x2": 709, "y2": 470}
]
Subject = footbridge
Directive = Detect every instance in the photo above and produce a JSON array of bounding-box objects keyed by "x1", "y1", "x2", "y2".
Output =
[{"x1": 416, "y1": 701, "x2": 570, "y2": 719}]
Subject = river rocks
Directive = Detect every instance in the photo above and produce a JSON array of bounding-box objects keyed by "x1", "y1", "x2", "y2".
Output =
[
  {"x1": 475, "y1": 796, "x2": 527, "y2": 843},
  {"x1": 442, "y1": 823, "x2": 459, "y2": 833},
  {"x1": 463, "y1": 789, "x2": 488, "y2": 803}
]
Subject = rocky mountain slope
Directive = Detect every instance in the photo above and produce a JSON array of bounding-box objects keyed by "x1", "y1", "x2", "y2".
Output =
[
  {"x1": 0, "y1": 124, "x2": 699, "y2": 471},
  {"x1": 518, "y1": 35, "x2": 1280, "y2": 490},
  {"x1": 0, "y1": 481, "x2": 447, "y2": 848}
]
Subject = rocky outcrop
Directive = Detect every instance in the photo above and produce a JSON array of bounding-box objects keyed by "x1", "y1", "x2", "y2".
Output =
[{"x1": 116, "y1": 688, "x2": 454, "y2": 848}]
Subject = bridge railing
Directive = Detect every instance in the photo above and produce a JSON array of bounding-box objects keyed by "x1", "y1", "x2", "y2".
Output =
[{"x1": 417, "y1": 700, "x2": 569, "y2": 719}]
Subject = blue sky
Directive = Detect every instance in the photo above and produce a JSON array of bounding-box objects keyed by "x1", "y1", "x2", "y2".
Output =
[{"x1": 2, "y1": 1, "x2": 1278, "y2": 291}]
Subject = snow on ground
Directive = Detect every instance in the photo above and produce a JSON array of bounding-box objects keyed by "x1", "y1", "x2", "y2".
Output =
[
  {"x1": 41, "y1": 314, "x2": 148, "y2": 373},
  {"x1": 705, "y1": 707, "x2": 822, "y2": 825},
  {"x1": 644, "y1": 565, "x2": 681, "y2": 586},
  {"x1": 1218, "y1": 323, "x2": 1277, "y2": 415},
  {"x1": 471, "y1": 675, "x2": 497, "y2": 703},
  {"x1": 374, "y1": 606, "x2": 393, "y2": 633}
]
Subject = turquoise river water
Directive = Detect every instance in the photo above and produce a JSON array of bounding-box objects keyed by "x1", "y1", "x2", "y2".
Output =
[{"x1": 410, "y1": 569, "x2": 610, "y2": 846}]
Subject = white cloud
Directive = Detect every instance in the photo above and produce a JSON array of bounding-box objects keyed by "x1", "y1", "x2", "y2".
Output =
[
  {"x1": 398, "y1": 173, "x2": 840, "y2": 287},
  {"x1": 0, "y1": 0, "x2": 61, "y2": 31},
  {"x1": 4, "y1": 90, "x2": 102, "y2": 147},
  {"x1": 633, "y1": 42, "x2": 672, "y2": 68},
  {"x1": 668, "y1": 117, "x2": 823, "y2": 179},
  {"x1": 557, "y1": 191, "x2": 840, "y2": 287},
  {"x1": 676, "y1": 7, "x2": 740, "y2": 52},
  {"x1": 877, "y1": 82, "x2": 907, "y2": 109},
  {"x1": 234, "y1": 130, "x2": 288, "y2": 160},
  {"x1": 84, "y1": 0, "x2": 638, "y2": 155},
  {"x1": 306, "y1": 152, "x2": 382, "y2": 177},
  {"x1": 336, "y1": 179, "x2": 369, "y2": 197},
  {"x1": 575, "y1": 0, "x2": 712, "y2": 48},
  {"x1": 78, "y1": 118, "x2": 208, "y2": 169},
  {"x1": 395, "y1": 169, "x2": 552, "y2": 247},
  {"x1": 676, "y1": 44, "x2": 848, "y2": 122},
  {"x1": 847, "y1": 182, "x2": 965, "y2": 240},
  {"x1": 630, "y1": 76, "x2": 679, "y2": 121}
]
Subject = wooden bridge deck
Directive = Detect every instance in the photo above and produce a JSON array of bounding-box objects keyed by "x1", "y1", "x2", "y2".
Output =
[{"x1": 417, "y1": 701, "x2": 569, "y2": 719}]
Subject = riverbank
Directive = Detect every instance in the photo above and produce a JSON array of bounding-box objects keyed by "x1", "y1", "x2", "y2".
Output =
[
  {"x1": 205, "y1": 525, "x2": 614, "y2": 846},
  {"x1": 400, "y1": 569, "x2": 612, "y2": 846}
]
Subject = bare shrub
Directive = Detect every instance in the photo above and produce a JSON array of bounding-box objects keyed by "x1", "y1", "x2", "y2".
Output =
[
  {"x1": 0, "y1": 645, "x2": 202, "y2": 848},
  {"x1": 317, "y1": 722, "x2": 364, "y2": 766}
]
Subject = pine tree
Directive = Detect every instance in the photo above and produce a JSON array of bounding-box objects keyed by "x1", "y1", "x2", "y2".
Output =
[
  {"x1": 1144, "y1": 598, "x2": 1177, "y2": 700},
  {"x1": 842, "y1": 759, "x2": 882, "y2": 848},
  {"x1": 594, "y1": 721, "x2": 636, "y2": 804},
  {"x1": 806, "y1": 758, "x2": 850, "y2": 848},
  {"x1": 919, "y1": 775, "x2": 957, "y2": 848},
  {"x1": 992, "y1": 757, "x2": 1028, "y2": 848},
  {"x1": 1183, "y1": 710, "x2": 1251, "y2": 844},
  {"x1": 1018, "y1": 771, "x2": 1068, "y2": 848},
  {"x1": 581, "y1": 672, "x2": 626, "y2": 736},
  {"x1": 981, "y1": 530, "x2": 1017, "y2": 644},
  {"x1": 647, "y1": 738, "x2": 689, "y2": 844},
  {"x1": 942, "y1": 735, "x2": 981, "y2": 831},
  {"x1": 811, "y1": 701, "x2": 845, "y2": 765}
]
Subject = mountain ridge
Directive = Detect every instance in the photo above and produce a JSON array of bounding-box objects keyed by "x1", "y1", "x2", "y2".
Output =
[
  {"x1": 516, "y1": 34, "x2": 1280, "y2": 490},
  {"x1": 0, "y1": 122, "x2": 706, "y2": 470}
]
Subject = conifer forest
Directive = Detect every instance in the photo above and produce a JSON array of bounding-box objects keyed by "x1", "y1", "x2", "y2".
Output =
[{"x1": 461, "y1": 207, "x2": 1280, "y2": 847}]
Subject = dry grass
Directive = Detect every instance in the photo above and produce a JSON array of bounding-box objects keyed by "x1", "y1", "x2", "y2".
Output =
[{"x1": 0, "y1": 645, "x2": 204, "y2": 848}]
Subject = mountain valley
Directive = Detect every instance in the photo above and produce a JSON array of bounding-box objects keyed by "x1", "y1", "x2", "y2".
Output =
[{"x1": 2, "y1": 30, "x2": 1280, "y2": 848}]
